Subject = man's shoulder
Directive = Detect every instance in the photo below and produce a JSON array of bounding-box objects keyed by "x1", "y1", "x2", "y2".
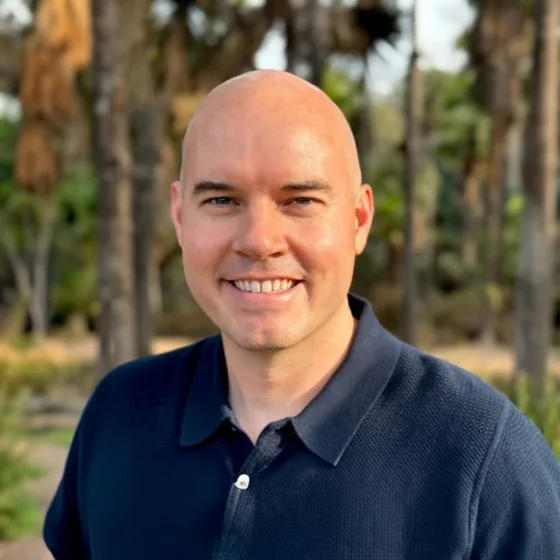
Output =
[
  {"x1": 381, "y1": 342, "x2": 515, "y2": 452},
  {"x1": 393, "y1": 342, "x2": 510, "y2": 415},
  {"x1": 86, "y1": 336, "x2": 218, "y2": 409}
]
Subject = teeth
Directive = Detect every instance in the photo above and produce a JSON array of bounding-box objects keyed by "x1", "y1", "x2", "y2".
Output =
[
  {"x1": 233, "y1": 279, "x2": 296, "y2": 293},
  {"x1": 251, "y1": 280, "x2": 261, "y2": 293}
]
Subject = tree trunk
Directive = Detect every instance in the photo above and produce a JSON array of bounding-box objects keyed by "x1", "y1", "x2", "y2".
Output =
[
  {"x1": 480, "y1": 118, "x2": 507, "y2": 343},
  {"x1": 121, "y1": 0, "x2": 162, "y2": 358},
  {"x1": 30, "y1": 199, "x2": 56, "y2": 342},
  {"x1": 308, "y1": 0, "x2": 327, "y2": 86},
  {"x1": 356, "y1": 58, "x2": 376, "y2": 182},
  {"x1": 515, "y1": 0, "x2": 558, "y2": 399},
  {"x1": 132, "y1": 103, "x2": 160, "y2": 357},
  {"x1": 285, "y1": 0, "x2": 326, "y2": 86},
  {"x1": 401, "y1": 0, "x2": 421, "y2": 346},
  {"x1": 461, "y1": 126, "x2": 485, "y2": 271},
  {"x1": 0, "y1": 201, "x2": 56, "y2": 342},
  {"x1": 505, "y1": 105, "x2": 527, "y2": 195},
  {"x1": 0, "y1": 229, "x2": 33, "y2": 335},
  {"x1": 416, "y1": 162, "x2": 440, "y2": 299},
  {"x1": 92, "y1": 0, "x2": 136, "y2": 375}
]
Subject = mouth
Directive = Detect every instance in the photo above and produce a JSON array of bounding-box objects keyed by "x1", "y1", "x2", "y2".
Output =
[{"x1": 227, "y1": 279, "x2": 302, "y2": 294}]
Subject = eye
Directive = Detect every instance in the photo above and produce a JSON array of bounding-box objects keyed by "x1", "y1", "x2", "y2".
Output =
[
  {"x1": 203, "y1": 197, "x2": 237, "y2": 206},
  {"x1": 288, "y1": 197, "x2": 317, "y2": 206}
]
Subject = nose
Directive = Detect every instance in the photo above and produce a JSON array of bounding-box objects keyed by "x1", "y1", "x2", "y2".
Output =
[{"x1": 232, "y1": 201, "x2": 287, "y2": 260}]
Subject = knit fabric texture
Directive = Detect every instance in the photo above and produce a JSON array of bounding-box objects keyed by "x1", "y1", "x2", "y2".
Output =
[{"x1": 43, "y1": 295, "x2": 560, "y2": 559}]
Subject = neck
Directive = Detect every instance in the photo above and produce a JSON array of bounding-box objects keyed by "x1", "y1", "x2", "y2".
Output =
[{"x1": 223, "y1": 302, "x2": 357, "y2": 443}]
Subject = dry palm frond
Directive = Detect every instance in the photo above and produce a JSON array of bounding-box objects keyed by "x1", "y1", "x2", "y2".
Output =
[
  {"x1": 17, "y1": 0, "x2": 92, "y2": 193},
  {"x1": 20, "y1": 35, "x2": 50, "y2": 114},
  {"x1": 21, "y1": 39, "x2": 75, "y2": 126},
  {"x1": 35, "y1": 0, "x2": 73, "y2": 51},
  {"x1": 16, "y1": 121, "x2": 60, "y2": 195},
  {"x1": 48, "y1": 51, "x2": 75, "y2": 124},
  {"x1": 34, "y1": 0, "x2": 92, "y2": 71},
  {"x1": 65, "y1": 0, "x2": 93, "y2": 71}
]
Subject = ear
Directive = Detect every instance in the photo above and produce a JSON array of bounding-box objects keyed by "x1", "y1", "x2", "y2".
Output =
[
  {"x1": 171, "y1": 181, "x2": 183, "y2": 248},
  {"x1": 354, "y1": 184, "x2": 374, "y2": 255}
]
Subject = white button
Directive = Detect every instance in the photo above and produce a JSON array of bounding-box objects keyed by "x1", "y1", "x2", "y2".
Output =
[{"x1": 235, "y1": 474, "x2": 250, "y2": 490}]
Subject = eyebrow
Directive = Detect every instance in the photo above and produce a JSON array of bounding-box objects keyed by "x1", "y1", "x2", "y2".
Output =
[
  {"x1": 191, "y1": 181, "x2": 235, "y2": 197},
  {"x1": 280, "y1": 180, "x2": 334, "y2": 196},
  {"x1": 191, "y1": 179, "x2": 334, "y2": 197}
]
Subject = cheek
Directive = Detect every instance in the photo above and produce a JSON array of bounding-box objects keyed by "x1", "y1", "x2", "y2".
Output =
[
  {"x1": 180, "y1": 218, "x2": 230, "y2": 275},
  {"x1": 293, "y1": 213, "x2": 355, "y2": 267}
]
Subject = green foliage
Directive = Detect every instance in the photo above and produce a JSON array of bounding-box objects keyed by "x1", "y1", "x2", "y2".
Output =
[
  {"x1": 0, "y1": 361, "x2": 89, "y2": 398},
  {"x1": 37, "y1": 428, "x2": 76, "y2": 448},
  {"x1": 501, "y1": 192, "x2": 524, "y2": 281},
  {"x1": 0, "y1": 388, "x2": 42, "y2": 540},
  {"x1": 52, "y1": 165, "x2": 99, "y2": 323},
  {"x1": 497, "y1": 376, "x2": 560, "y2": 458},
  {"x1": 322, "y1": 65, "x2": 363, "y2": 120},
  {"x1": 424, "y1": 69, "x2": 490, "y2": 174},
  {"x1": 430, "y1": 288, "x2": 483, "y2": 343},
  {"x1": 370, "y1": 148, "x2": 405, "y2": 246},
  {"x1": 0, "y1": 138, "x2": 99, "y2": 330}
]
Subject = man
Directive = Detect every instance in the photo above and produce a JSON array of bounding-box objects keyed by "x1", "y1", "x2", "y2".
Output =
[{"x1": 44, "y1": 70, "x2": 560, "y2": 559}]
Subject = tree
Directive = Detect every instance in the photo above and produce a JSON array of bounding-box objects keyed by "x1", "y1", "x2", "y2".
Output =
[
  {"x1": 422, "y1": 69, "x2": 490, "y2": 278},
  {"x1": 91, "y1": 0, "x2": 136, "y2": 373},
  {"x1": 515, "y1": 0, "x2": 558, "y2": 399},
  {"x1": 401, "y1": 0, "x2": 421, "y2": 345},
  {"x1": 9, "y1": 0, "x2": 92, "y2": 342},
  {"x1": 468, "y1": 0, "x2": 533, "y2": 343},
  {"x1": 122, "y1": 0, "x2": 163, "y2": 358}
]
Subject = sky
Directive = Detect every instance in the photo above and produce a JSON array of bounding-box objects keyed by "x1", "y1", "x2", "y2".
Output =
[
  {"x1": 0, "y1": 0, "x2": 475, "y2": 112},
  {"x1": 254, "y1": 0, "x2": 475, "y2": 95}
]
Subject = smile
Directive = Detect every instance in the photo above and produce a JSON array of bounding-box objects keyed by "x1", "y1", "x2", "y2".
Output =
[{"x1": 229, "y1": 279, "x2": 299, "y2": 294}]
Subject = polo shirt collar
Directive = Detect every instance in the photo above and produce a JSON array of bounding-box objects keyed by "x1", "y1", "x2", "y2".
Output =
[
  {"x1": 179, "y1": 335, "x2": 230, "y2": 447},
  {"x1": 180, "y1": 293, "x2": 402, "y2": 465},
  {"x1": 292, "y1": 294, "x2": 402, "y2": 465}
]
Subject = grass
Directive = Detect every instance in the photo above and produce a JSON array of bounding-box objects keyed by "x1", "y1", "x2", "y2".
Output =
[{"x1": 33, "y1": 428, "x2": 76, "y2": 448}]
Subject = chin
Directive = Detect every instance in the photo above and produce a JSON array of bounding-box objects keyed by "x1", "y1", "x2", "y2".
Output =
[{"x1": 227, "y1": 327, "x2": 302, "y2": 351}]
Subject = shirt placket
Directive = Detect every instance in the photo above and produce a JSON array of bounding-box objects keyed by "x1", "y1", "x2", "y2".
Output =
[{"x1": 214, "y1": 424, "x2": 285, "y2": 560}]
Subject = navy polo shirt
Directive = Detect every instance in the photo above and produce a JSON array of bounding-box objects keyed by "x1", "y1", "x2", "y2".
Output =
[{"x1": 44, "y1": 294, "x2": 560, "y2": 559}]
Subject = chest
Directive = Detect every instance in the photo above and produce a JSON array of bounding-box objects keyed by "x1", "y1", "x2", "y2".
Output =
[{"x1": 80, "y1": 430, "x2": 473, "y2": 560}]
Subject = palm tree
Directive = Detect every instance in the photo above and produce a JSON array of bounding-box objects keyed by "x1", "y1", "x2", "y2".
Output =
[
  {"x1": 402, "y1": 0, "x2": 421, "y2": 345},
  {"x1": 91, "y1": 0, "x2": 136, "y2": 373},
  {"x1": 515, "y1": 0, "x2": 558, "y2": 399},
  {"x1": 469, "y1": 0, "x2": 533, "y2": 343},
  {"x1": 10, "y1": 0, "x2": 92, "y2": 342}
]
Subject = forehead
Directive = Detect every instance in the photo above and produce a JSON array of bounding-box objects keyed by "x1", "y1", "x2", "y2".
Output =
[{"x1": 183, "y1": 110, "x2": 346, "y2": 189}]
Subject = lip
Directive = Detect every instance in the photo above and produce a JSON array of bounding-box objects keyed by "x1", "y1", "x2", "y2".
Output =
[
  {"x1": 222, "y1": 279, "x2": 303, "y2": 306},
  {"x1": 225, "y1": 276, "x2": 302, "y2": 282}
]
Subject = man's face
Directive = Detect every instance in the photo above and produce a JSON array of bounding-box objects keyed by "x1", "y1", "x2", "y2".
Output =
[{"x1": 171, "y1": 99, "x2": 373, "y2": 351}]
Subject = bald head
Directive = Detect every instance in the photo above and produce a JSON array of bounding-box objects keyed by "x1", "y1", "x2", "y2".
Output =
[
  {"x1": 180, "y1": 70, "x2": 362, "y2": 192},
  {"x1": 170, "y1": 71, "x2": 374, "y2": 352}
]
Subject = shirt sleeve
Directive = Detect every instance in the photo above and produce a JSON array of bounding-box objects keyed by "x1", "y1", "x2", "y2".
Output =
[
  {"x1": 470, "y1": 403, "x2": 560, "y2": 559},
  {"x1": 43, "y1": 420, "x2": 89, "y2": 559}
]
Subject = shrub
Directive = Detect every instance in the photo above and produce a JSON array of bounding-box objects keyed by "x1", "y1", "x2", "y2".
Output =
[
  {"x1": 493, "y1": 375, "x2": 560, "y2": 458},
  {"x1": 0, "y1": 361, "x2": 88, "y2": 398},
  {"x1": 0, "y1": 388, "x2": 42, "y2": 540},
  {"x1": 512, "y1": 376, "x2": 560, "y2": 458}
]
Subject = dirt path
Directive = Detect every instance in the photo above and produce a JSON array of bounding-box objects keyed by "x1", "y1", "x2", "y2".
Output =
[
  {"x1": 3, "y1": 334, "x2": 560, "y2": 378},
  {"x1": 432, "y1": 344, "x2": 560, "y2": 378}
]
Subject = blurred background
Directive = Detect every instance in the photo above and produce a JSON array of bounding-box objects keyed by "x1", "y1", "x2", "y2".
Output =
[{"x1": 0, "y1": 0, "x2": 559, "y2": 556}]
